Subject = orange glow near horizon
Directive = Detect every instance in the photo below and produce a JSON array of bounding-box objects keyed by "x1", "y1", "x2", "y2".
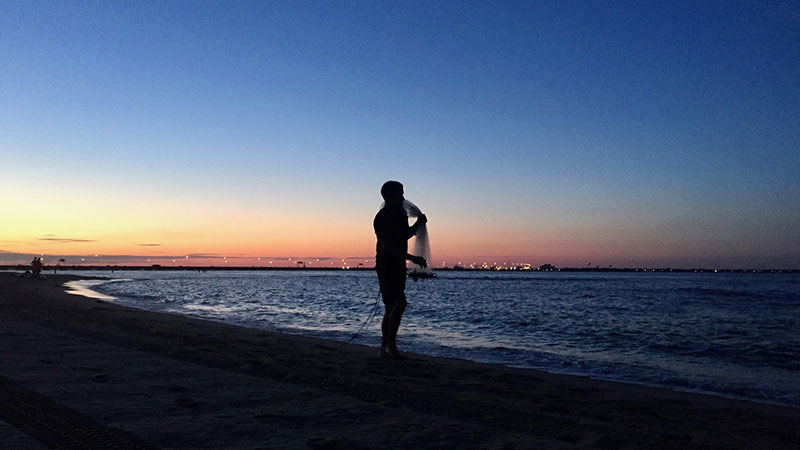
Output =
[{"x1": 2, "y1": 180, "x2": 797, "y2": 270}]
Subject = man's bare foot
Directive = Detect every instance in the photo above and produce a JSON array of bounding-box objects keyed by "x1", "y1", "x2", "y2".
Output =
[{"x1": 379, "y1": 345, "x2": 405, "y2": 360}]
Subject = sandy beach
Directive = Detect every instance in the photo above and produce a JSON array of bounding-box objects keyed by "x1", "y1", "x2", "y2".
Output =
[{"x1": 0, "y1": 273, "x2": 798, "y2": 449}]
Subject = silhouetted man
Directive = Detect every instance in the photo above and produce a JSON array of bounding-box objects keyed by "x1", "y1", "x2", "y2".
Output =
[{"x1": 374, "y1": 181, "x2": 427, "y2": 359}]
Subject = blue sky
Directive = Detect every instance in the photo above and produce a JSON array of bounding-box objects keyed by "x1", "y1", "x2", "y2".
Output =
[{"x1": 2, "y1": 1, "x2": 799, "y2": 268}]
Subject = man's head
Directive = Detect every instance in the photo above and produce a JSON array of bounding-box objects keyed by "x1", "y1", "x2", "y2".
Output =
[{"x1": 381, "y1": 180, "x2": 404, "y2": 205}]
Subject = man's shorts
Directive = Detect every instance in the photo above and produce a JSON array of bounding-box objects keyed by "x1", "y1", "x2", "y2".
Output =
[{"x1": 376, "y1": 265, "x2": 406, "y2": 307}]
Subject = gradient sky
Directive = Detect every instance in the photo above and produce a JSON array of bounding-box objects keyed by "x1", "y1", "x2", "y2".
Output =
[{"x1": 2, "y1": 1, "x2": 799, "y2": 268}]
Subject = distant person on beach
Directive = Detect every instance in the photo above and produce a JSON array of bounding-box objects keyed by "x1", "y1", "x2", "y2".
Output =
[
  {"x1": 31, "y1": 257, "x2": 42, "y2": 277},
  {"x1": 374, "y1": 180, "x2": 427, "y2": 359}
]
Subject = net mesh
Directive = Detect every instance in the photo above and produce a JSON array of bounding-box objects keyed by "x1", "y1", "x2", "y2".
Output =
[{"x1": 402, "y1": 199, "x2": 432, "y2": 276}]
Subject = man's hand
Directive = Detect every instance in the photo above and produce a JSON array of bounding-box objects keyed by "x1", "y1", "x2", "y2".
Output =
[
  {"x1": 417, "y1": 214, "x2": 428, "y2": 225},
  {"x1": 410, "y1": 255, "x2": 427, "y2": 268}
]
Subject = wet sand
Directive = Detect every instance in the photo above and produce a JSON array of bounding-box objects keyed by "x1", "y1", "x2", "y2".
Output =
[{"x1": 1, "y1": 272, "x2": 798, "y2": 448}]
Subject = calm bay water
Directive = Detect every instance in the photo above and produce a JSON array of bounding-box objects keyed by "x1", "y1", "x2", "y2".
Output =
[{"x1": 63, "y1": 270, "x2": 800, "y2": 406}]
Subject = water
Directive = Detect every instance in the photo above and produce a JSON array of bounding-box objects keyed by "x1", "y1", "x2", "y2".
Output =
[{"x1": 61, "y1": 270, "x2": 800, "y2": 407}]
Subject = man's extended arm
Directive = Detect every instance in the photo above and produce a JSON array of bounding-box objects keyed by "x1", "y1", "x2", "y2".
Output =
[
  {"x1": 377, "y1": 214, "x2": 428, "y2": 268},
  {"x1": 377, "y1": 238, "x2": 426, "y2": 267}
]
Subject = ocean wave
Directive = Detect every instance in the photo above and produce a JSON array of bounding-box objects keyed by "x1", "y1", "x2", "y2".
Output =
[{"x1": 60, "y1": 269, "x2": 800, "y2": 407}]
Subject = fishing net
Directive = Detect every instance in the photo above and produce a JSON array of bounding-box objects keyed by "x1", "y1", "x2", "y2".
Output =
[
  {"x1": 402, "y1": 199, "x2": 433, "y2": 277},
  {"x1": 377, "y1": 199, "x2": 433, "y2": 278}
]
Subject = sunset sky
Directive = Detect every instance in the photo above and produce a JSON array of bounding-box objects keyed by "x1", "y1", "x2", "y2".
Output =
[{"x1": 2, "y1": 1, "x2": 799, "y2": 268}]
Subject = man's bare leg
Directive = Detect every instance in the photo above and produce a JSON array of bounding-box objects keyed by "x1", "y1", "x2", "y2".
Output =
[
  {"x1": 389, "y1": 299, "x2": 406, "y2": 346},
  {"x1": 387, "y1": 298, "x2": 407, "y2": 358},
  {"x1": 380, "y1": 306, "x2": 391, "y2": 357},
  {"x1": 380, "y1": 299, "x2": 406, "y2": 359}
]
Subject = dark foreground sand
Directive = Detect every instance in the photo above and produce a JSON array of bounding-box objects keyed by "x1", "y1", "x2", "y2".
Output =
[{"x1": 1, "y1": 273, "x2": 798, "y2": 449}]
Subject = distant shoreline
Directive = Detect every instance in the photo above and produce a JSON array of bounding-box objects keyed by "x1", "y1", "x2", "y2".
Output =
[{"x1": 2, "y1": 264, "x2": 798, "y2": 273}]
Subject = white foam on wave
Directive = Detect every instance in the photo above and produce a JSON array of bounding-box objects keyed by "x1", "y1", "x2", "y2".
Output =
[{"x1": 63, "y1": 279, "x2": 128, "y2": 301}]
